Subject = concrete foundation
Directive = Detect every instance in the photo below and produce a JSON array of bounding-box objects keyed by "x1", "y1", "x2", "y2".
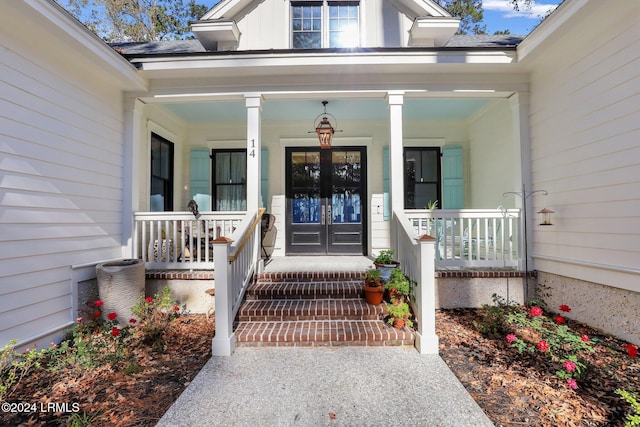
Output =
[
  {"x1": 146, "y1": 278, "x2": 215, "y2": 315},
  {"x1": 435, "y1": 275, "x2": 534, "y2": 308},
  {"x1": 536, "y1": 272, "x2": 640, "y2": 346}
]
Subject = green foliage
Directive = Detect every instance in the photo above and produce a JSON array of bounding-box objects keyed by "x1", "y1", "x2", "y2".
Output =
[
  {"x1": 616, "y1": 389, "x2": 640, "y2": 427},
  {"x1": 434, "y1": 0, "x2": 486, "y2": 34},
  {"x1": 59, "y1": 0, "x2": 208, "y2": 42},
  {"x1": 363, "y1": 268, "x2": 382, "y2": 287},
  {"x1": 0, "y1": 340, "x2": 43, "y2": 400},
  {"x1": 385, "y1": 302, "x2": 414, "y2": 328},
  {"x1": 131, "y1": 286, "x2": 180, "y2": 351},
  {"x1": 374, "y1": 249, "x2": 396, "y2": 265},
  {"x1": 47, "y1": 300, "x2": 135, "y2": 373},
  {"x1": 67, "y1": 411, "x2": 99, "y2": 427},
  {"x1": 384, "y1": 268, "x2": 411, "y2": 299},
  {"x1": 505, "y1": 305, "x2": 595, "y2": 386},
  {"x1": 474, "y1": 293, "x2": 519, "y2": 336}
]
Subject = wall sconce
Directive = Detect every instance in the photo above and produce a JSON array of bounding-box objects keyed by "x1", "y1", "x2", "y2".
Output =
[
  {"x1": 310, "y1": 101, "x2": 341, "y2": 149},
  {"x1": 538, "y1": 208, "x2": 554, "y2": 226}
]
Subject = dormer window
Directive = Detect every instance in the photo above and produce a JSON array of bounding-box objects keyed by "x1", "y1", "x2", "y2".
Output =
[{"x1": 291, "y1": 1, "x2": 359, "y2": 49}]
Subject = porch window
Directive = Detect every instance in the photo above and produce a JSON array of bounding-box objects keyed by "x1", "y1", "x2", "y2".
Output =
[
  {"x1": 404, "y1": 148, "x2": 441, "y2": 209},
  {"x1": 212, "y1": 150, "x2": 246, "y2": 211},
  {"x1": 291, "y1": 1, "x2": 359, "y2": 48},
  {"x1": 150, "y1": 133, "x2": 174, "y2": 211}
]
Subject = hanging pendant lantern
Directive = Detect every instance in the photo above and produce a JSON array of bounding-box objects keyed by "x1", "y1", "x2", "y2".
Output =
[{"x1": 310, "y1": 101, "x2": 341, "y2": 149}]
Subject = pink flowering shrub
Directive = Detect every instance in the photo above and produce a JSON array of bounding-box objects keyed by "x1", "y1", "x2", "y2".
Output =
[{"x1": 504, "y1": 303, "x2": 595, "y2": 389}]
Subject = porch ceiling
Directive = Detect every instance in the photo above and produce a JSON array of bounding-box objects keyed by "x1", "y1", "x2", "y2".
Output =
[{"x1": 162, "y1": 98, "x2": 491, "y2": 123}]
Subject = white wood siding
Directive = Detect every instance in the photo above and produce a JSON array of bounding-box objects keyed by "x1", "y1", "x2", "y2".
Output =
[
  {"x1": 528, "y1": 2, "x2": 640, "y2": 292},
  {"x1": 468, "y1": 100, "x2": 518, "y2": 209},
  {"x1": 0, "y1": 7, "x2": 130, "y2": 346}
]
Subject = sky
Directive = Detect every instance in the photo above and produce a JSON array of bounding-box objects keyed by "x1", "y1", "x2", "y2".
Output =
[
  {"x1": 482, "y1": 0, "x2": 561, "y2": 35},
  {"x1": 195, "y1": 0, "x2": 561, "y2": 36}
]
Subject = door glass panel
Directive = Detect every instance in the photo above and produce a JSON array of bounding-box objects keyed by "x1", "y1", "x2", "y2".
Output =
[
  {"x1": 291, "y1": 151, "x2": 321, "y2": 224},
  {"x1": 331, "y1": 151, "x2": 361, "y2": 224}
]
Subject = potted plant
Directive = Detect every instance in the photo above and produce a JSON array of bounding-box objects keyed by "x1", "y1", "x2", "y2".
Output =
[
  {"x1": 385, "y1": 302, "x2": 414, "y2": 329},
  {"x1": 362, "y1": 268, "x2": 384, "y2": 305},
  {"x1": 373, "y1": 249, "x2": 399, "y2": 283},
  {"x1": 384, "y1": 268, "x2": 411, "y2": 304}
]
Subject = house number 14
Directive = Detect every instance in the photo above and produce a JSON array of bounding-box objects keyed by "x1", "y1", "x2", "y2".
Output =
[{"x1": 249, "y1": 139, "x2": 255, "y2": 157}]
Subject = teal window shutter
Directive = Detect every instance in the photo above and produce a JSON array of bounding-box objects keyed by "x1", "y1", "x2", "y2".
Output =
[
  {"x1": 190, "y1": 148, "x2": 211, "y2": 211},
  {"x1": 442, "y1": 145, "x2": 464, "y2": 209},
  {"x1": 383, "y1": 146, "x2": 390, "y2": 221},
  {"x1": 261, "y1": 147, "x2": 269, "y2": 209}
]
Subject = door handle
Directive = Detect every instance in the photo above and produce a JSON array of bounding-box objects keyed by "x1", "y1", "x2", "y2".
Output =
[
  {"x1": 327, "y1": 204, "x2": 332, "y2": 225},
  {"x1": 321, "y1": 205, "x2": 325, "y2": 225}
]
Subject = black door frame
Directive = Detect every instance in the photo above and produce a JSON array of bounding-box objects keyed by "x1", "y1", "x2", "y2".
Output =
[{"x1": 285, "y1": 146, "x2": 367, "y2": 255}]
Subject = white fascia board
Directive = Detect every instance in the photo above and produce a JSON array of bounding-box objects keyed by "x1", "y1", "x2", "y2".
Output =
[
  {"x1": 23, "y1": 0, "x2": 147, "y2": 91},
  {"x1": 135, "y1": 50, "x2": 516, "y2": 67},
  {"x1": 201, "y1": 0, "x2": 255, "y2": 20},
  {"x1": 193, "y1": 20, "x2": 240, "y2": 50},
  {"x1": 409, "y1": 17, "x2": 460, "y2": 47},
  {"x1": 517, "y1": 0, "x2": 589, "y2": 64},
  {"x1": 133, "y1": 50, "x2": 518, "y2": 79}
]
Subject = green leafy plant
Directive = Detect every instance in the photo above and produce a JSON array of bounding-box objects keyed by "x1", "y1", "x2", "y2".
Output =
[
  {"x1": 385, "y1": 302, "x2": 413, "y2": 328},
  {"x1": 384, "y1": 268, "x2": 411, "y2": 302},
  {"x1": 362, "y1": 268, "x2": 382, "y2": 287},
  {"x1": 47, "y1": 299, "x2": 134, "y2": 373},
  {"x1": 616, "y1": 388, "x2": 640, "y2": 427},
  {"x1": 374, "y1": 249, "x2": 396, "y2": 265},
  {"x1": 504, "y1": 303, "x2": 595, "y2": 389},
  {"x1": 474, "y1": 293, "x2": 519, "y2": 337},
  {"x1": 426, "y1": 199, "x2": 438, "y2": 210},
  {"x1": 0, "y1": 340, "x2": 43, "y2": 400},
  {"x1": 131, "y1": 286, "x2": 180, "y2": 351}
]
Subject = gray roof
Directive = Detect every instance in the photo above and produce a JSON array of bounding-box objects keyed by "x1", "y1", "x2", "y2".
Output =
[{"x1": 110, "y1": 35, "x2": 525, "y2": 56}]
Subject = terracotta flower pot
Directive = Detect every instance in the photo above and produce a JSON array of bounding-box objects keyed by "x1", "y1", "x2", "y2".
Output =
[
  {"x1": 363, "y1": 284, "x2": 384, "y2": 305},
  {"x1": 393, "y1": 318, "x2": 406, "y2": 329}
]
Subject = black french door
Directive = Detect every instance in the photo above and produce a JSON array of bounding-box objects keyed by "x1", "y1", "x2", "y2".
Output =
[{"x1": 285, "y1": 147, "x2": 366, "y2": 255}]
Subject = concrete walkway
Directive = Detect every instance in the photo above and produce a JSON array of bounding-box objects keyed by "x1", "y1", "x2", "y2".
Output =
[{"x1": 157, "y1": 347, "x2": 494, "y2": 427}]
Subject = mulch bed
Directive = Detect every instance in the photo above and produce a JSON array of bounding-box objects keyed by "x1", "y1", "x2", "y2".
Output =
[
  {"x1": 1, "y1": 310, "x2": 638, "y2": 426},
  {"x1": 437, "y1": 308, "x2": 640, "y2": 427},
  {"x1": 1, "y1": 315, "x2": 214, "y2": 426}
]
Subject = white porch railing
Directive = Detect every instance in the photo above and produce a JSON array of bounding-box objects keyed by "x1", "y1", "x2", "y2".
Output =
[
  {"x1": 211, "y1": 208, "x2": 265, "y2": 356},
  {"x1": 391, "y1": 209, "x2": 439, "y2": 354},
  {"x1": 132, "y1": 211, "x2": 245, "y2": 269},
  {"x1": 405, "y1": 208, "x2": 521, "y2": 269}
]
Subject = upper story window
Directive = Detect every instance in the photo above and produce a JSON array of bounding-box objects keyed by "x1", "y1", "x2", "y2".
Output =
[{"x1": 291, "y1": 1, "x2": 359, "y2": 49}]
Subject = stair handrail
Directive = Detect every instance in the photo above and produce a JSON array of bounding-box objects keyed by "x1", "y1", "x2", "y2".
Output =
[
  {"x1": 211, "y1": 208, "x2": 265, "y2": 356},
  {"x1": 392, "y1": 209, "x2": 439, "y2": 354}
]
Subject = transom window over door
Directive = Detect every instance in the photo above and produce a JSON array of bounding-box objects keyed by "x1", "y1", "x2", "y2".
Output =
[
  {"x1": 212, "y1": 150, "x2": 246, "y2": 211},
  {"x1": 404, "y1": 148, "x2": 441, "y2": 209},
  {"x1": 291, "y1": 1, "x2": 359, "y2": 48},
  {"x1": 150, "y1": 133, "x2": 174, "y2": 212}
]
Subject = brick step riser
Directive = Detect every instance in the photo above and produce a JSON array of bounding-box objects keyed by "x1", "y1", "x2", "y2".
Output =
[
  {"x1": 246, "y1": 282, "x2": 365, "y2": 301},
  {"x1": 235, "y1": 320, "x2": 414, "y2": 348},
  {"x1": 238, "y1": 299, "x2": 384, "y2": 322}
]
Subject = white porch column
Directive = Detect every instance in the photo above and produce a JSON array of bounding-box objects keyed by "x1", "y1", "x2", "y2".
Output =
[
  {"x1": 245, "y1": 94, "x2": 262, "y2": 213},
  {"x1": 415, "y1": 235, "x2": 439, "y2": 354},
  {"x1": 510, "y1": 93, "x2": 533, "y2": 272},
  {"x1": 122, "y1": 97, "x2": 144, "y2": 257},
  {"x1": 387, "y1": 91, "x2": 405, "y2": 217}
]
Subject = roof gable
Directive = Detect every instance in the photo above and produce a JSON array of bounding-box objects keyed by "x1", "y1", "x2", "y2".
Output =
[
  {"x1": 194, "y1": 0, "x2": 459, "y2": 50},
  {"x1": 202, "y1": 0, "x2": 452, "y2": 21}
]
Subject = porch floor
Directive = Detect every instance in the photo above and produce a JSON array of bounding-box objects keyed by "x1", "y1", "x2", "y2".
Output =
[{"x1": 263, "y1": 255, "x2": 374, "y2": 272}]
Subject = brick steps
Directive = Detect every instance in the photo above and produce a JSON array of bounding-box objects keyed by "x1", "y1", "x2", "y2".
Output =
[{"x1": 235, "y1": 271, "x2": 415, "y2": 348}]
